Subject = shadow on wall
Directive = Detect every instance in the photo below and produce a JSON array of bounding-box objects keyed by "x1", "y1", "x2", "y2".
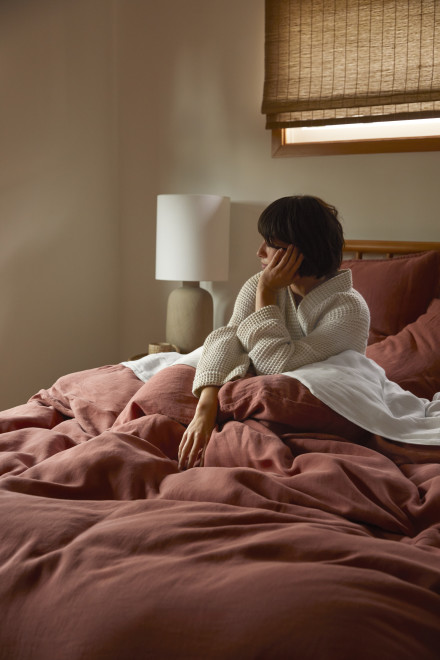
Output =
[{"x1": 210, "y1": 202, "x2": 265, "y2": 328}]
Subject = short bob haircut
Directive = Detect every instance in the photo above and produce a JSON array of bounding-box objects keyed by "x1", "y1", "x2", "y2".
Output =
[{"x1": 258, "y1": 195, "x2": 344, "y2": 278}]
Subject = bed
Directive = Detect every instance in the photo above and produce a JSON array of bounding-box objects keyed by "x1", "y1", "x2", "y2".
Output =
[{"x1": 1, "y1": 240, "x2": 440, "y2": 660}]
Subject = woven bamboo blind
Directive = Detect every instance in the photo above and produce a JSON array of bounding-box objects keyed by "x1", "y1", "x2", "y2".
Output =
[{"x1": 262, "y1": 0, "x2": 440, "y2": 128}]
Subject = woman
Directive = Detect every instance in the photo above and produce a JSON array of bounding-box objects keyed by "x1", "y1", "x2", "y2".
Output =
[{"x1": 178, "y1": 195, "x2": 370, "y2": 470}]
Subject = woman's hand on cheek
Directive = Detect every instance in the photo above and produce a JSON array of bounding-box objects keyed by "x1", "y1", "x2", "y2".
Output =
[{"x1": 260, "y1": 245, "x2": 304, "y2": 291}]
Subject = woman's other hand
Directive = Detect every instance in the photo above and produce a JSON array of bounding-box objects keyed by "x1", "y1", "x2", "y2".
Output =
[
  {"x1": 178, "y1": 386, "x2": 219, "y2": 469},
  {"x1": 257, "y1": 245, "x2": 303, "y2": 308}
]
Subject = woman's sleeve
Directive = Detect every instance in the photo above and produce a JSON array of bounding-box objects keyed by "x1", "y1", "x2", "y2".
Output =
[
  {"x1": 236, "y1": 293, "x2": 370, "y2": 375},
  {"x1": 192, "y1": 275, "x2": 259, "y2": 397}
]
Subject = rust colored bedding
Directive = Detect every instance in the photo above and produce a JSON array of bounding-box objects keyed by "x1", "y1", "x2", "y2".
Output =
[{"x1": 1, "y1": 363, "x2": 440, "y2": 659}]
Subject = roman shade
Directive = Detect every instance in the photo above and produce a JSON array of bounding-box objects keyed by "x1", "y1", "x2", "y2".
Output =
[{"x1": 262, "y1": 0, "x2": 440, "y2": 128}]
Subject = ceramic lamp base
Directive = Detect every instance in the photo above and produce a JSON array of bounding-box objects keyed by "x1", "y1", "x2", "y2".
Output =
[{"x1": 166, "y1": 282, "x2": 213, "y2": 354}]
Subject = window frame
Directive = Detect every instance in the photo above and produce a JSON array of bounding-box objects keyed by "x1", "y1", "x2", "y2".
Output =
[{"x1": 272, "y1": 128, "x2": 440, "y2": 158}]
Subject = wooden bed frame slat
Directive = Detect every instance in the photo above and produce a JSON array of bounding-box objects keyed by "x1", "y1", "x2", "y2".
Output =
[{"x1": 344, "y1": 240, "x2": 440, "y2": 259}]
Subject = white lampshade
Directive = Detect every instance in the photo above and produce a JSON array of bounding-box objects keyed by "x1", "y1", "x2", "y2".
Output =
[{"x1": 155, "y1": 194, "x2": 230, "y2": 282}]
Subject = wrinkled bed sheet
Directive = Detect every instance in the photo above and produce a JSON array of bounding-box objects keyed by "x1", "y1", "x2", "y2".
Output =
[{"x1": 1, "y1": 364, "x2": 440, "y2": 660}]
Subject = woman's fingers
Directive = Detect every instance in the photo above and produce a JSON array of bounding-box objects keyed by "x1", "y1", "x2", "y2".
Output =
[
  {"x1": 265, "y1": 247, "x2": 289, "y2": 276},
  {"x1": 199, "y1": 442, "x2": 208, "y2": 468},
  {"x1": 178, "y1": 431, "x2": 193, "y2": 469},
  {"x1": 178, "y1": 429, "x2": 208, "y2": 470},
  {"x1": 273, "y1": 245, "x2": 300, "y2": 270},
  {"x1": 177, "y1": 430, "x2": 191, "y2": 468},
  {"x1": 187, "y1": 436, "x2": 204, "y2": 469},
  {"x1": 266, "y1": 245, "x2": 304, "y2": 285},
  {"x1": 277, "y1": 245, "x2": 294, "y2": 268},
  {"x1": 268, "y1": 248, "x2": 285, "y2": 268}
]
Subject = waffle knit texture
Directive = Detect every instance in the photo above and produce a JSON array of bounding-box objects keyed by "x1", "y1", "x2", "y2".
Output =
[{"x1": 192, "y1": 269, "x2": 370, "y2": 397}]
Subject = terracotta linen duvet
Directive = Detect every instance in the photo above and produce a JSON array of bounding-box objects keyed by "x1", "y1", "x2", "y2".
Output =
[{"x1": 1, "y1": 363, "x2": 440, "y2": 659}]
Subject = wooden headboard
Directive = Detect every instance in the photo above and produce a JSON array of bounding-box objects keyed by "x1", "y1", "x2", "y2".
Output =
[{"x1": 344, "y1": 240, "x2": 440, "y2": 259}]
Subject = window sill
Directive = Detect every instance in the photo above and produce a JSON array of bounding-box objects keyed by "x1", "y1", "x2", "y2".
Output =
[{"x1": 272, "y1": 129, "x2": 440, "y2": 157}]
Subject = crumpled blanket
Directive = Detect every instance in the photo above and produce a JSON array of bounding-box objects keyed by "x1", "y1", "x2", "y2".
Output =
[{"x1": 1, "y1": 362, "x2": 440, "y2": 659}]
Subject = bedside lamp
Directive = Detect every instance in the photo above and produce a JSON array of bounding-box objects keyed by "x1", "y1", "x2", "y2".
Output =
[{"x1": 155, "y1": 194, "x2": 230, "y2": 353}]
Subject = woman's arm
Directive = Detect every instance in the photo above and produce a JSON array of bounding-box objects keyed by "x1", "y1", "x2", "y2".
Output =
[
  {"x1": 181, "y1": 277, "x2": 262, "y2": 469},
  {"x1": 178, "y1": 386, "x2": 220, "y2": 470},
  {"x1": 191, "y1": 274, "x2": 261, "y2": 398},
  {"x1": 238, "y1": 289, "x2": 370, "y2": 375}
]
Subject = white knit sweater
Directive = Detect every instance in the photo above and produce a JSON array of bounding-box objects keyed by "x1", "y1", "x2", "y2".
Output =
[{"x1": 192, "y1": 269, "x2": 370, "y2": 397}]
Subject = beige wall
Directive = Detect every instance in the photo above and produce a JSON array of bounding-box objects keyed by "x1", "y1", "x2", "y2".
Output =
[
  {"x1": 0, "y1": 0, "x2": 120, "y2": 408},
  {"x1": 1, "y1": 0, "x2": 439, "y2": 408}
]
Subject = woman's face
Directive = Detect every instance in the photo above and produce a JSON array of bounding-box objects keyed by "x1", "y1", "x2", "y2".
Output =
[{"x1": 257, "y1": 238, "x2": 289, "y2": 269}]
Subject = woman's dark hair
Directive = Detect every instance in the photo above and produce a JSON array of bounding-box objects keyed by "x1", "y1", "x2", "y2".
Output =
[{"x1": 257, "y1": 195, "x2": 344, "y2": 278}]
